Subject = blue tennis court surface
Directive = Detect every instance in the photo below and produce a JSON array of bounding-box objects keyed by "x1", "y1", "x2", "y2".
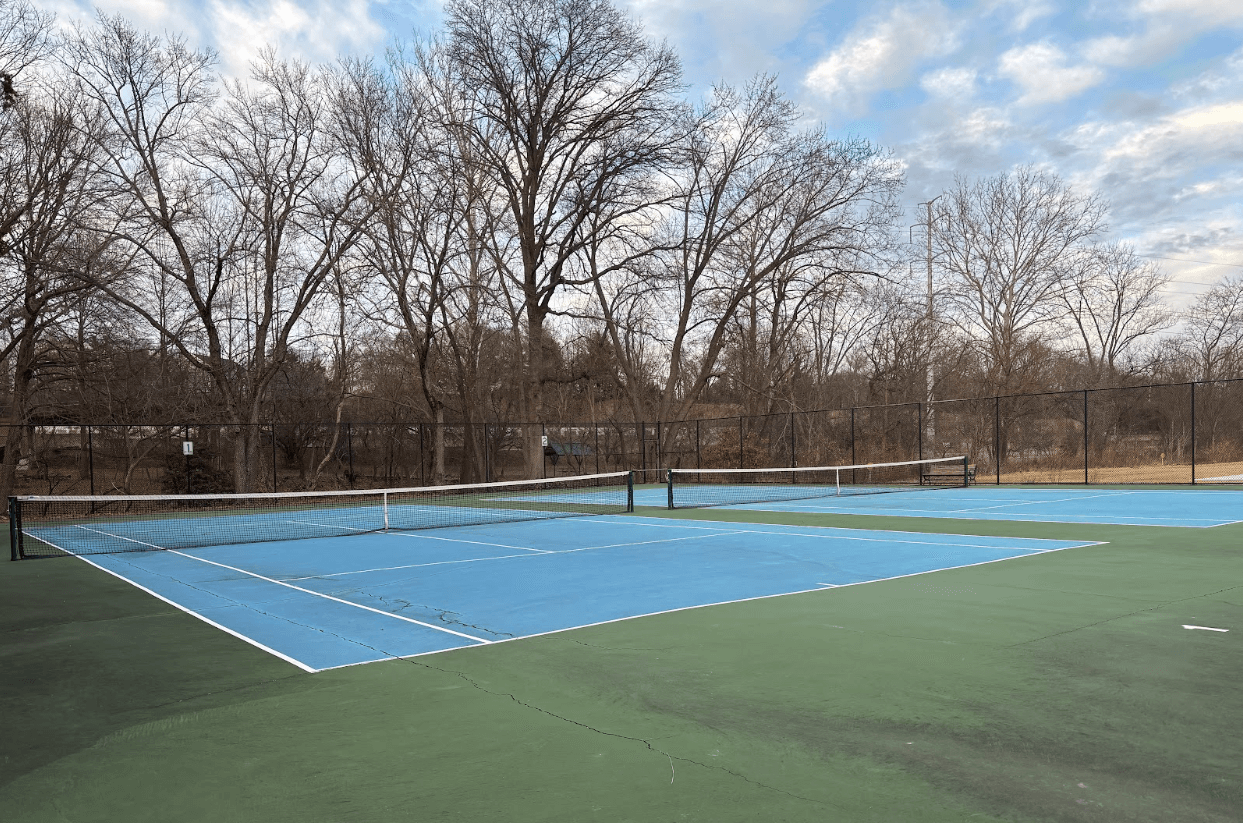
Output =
[
  {"x1": 79, "y1": 515, "x2": 1096, "y2": 672},
  {"x1": 633, "y1": 486, "x2": 1243, "y2": 527}
]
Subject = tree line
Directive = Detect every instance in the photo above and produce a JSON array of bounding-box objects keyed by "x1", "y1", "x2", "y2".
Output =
[{"x1": 2, "y1": 0, "x2": 1240, "y2": 495}]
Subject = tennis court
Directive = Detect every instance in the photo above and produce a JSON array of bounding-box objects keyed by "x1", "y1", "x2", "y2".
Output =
[
  {"x1": 5, "y1": 469, "x2": 1240, "y2": 823},
  {"x1": 636, "y1": 485, "x2": 1243, "y2": 527},
  {"x1": 74, "y1": 515, "x2": 1093, "y2": 671}
]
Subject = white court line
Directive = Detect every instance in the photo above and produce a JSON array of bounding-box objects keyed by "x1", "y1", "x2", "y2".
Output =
[
  {"x1": 287, "y1": 519, "x2": 551, "y2": 553},
  {"x1": 285, "y1": 529, "x2": 754, "y2": 580},
  {"x1": 581, "y1": 516, "x2": 1088, "y2": 553},
  {"x1": 944, "y1": 491, "x2": 1139, "y2": 514},
  {"x1": 1183, "y1": 625, "x2": 1229, "y2": 632},
  {"x1": 57, "y1": 547, "x2": 318, "y2": 673},
  {"x1": 727, "y1": 504, "x2": 1227, "y2": 528},
  {"x1": 317, "y1": 537, "x2": 1104, "y2": 671},
  {"x1": 164, "y1": 549, "x2": 491, "y2": 644}
]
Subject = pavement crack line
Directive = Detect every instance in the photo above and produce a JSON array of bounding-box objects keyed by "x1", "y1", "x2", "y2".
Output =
[
  {"x1": 407, "y1": 658, "x2": 837, "y2": 809},
  {"x1": 1008, "y1": 584, "x2": 1242, "y2": 647}
]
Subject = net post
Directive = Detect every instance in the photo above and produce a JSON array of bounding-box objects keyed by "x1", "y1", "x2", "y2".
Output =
[
  {"x1": 835, "y1": 468, "x2": 841, "y2": 496},
  {"x1": 666, "y1": 470, "x2": 674, "y2": 509},
  {"x1": 9, "y1": 497, "x2": 20, "y2": 561},
  {"x1": 383, "y1": 491, "x2": 390, "y2": 530},
  {"x1": 962, "y1": 455, "x2": 969, "y2": 488},
  {"x1": 627, "y1": 471, "x2": 635, "y2": 512}
]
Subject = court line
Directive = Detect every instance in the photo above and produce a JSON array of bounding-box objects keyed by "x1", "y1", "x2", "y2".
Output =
[
  {"x1": 581, "y1": 517, "x2": 1089, "y2": 552},
  {"x1": 285, "y1": 529, "x2": 755, "y2": 580},
  {"x1": 56, "y1": 547, "x2": 318, "y2": 672},
  {"x1": 943, "y1": 491, "x2": 1139, "y2": 514},
  {"x1": 317, "y1": 537, "x2": 1106, "y2": 671},
  {"x1": 288, "y1": 522, "x2": 551, "y2": 554},
  {"x1": 285, "y1": 520, "x2": 1090, "y2": 583},
  {"x1": 722, "y1": 503, "x2": 1228, "y2": 528},
  {"x1": 162, "y1": 549, "x2": 492, "y2": 644}
]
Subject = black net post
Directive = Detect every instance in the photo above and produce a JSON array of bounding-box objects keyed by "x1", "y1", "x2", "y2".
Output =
[
  {"x1": 9, "y1": 497, "x2": 20, "y2": 561},
  {"x1": 627, "y1": 471, "x2": 635, "y2": 511}
]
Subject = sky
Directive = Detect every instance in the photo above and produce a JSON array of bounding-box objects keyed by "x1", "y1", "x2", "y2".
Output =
[{"x1": 39, "y1": 0, "x2": 1243, "y2": 308}]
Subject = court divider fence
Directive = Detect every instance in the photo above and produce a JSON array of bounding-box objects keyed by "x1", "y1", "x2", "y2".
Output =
[{"x1": 2, "y1": 377, "x2": 1241, "y2": 496}]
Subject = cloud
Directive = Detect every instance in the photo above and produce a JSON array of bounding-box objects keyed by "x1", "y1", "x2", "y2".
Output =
[
  {"x1": 997, "y1": 42, "x2": 1104, "y2": 104},
  {"x1": 984, "y1": 0, "x2": 1056, "y2": 33},
  {"x1": 1136, "y1": 0, "x2": 1243, "y2": 24},
  {"x1": 919, "y1": 67, "x2": 976, "y2": 99},
  {"x1": 207, "y1": 0, "x2": 386, "y2": 77},
  {"x1": 803, "y1": 2, "x2": 959, "y2": 113}
]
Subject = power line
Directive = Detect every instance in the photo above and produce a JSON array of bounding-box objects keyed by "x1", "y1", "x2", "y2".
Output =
[{"x1": 1136, "y1": 254, "x2": 1243, "y2": 269}]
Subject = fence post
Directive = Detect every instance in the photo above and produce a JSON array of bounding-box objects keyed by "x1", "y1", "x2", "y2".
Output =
[
  {"x1": 850, "y1": 407, "x2": 860, "y2": 469},
  {"x1": 419, "y1": 423, "x2": 425, "y2": 486},
  {"x1": 790, "y1": 411, "x2": 796, "y2": 467},
  {"x1": 184, "y1": 424, "x2": 191, "y2": 494},
  {"x1": 994, "y1": 397, "x2": 1000, "y2": 485},
  {"x1": 738, "y1": 417, "x2": 744, "y2": 469},
  {"x1": 87, "y1": 425, "x2": 95, "y2": 497},
  {"x1": 695, "y1": 419, "x2": 700, "y2": 469},
  {"x1": 1083, "y1": 390, "x2": 1089, "y2": 485},
  {"x1": 271, "y1": 423, "x2": 278, "y2": 492},
  {"x1": 656, "y1": 420, "x2": 662, "y2": 473},
  {"x1": 347, "y1": 423, "x2": 354, "y2": 488},
  {"x1": 1190, "y1": 382, "x2": 1196, "y2": 485},
  {"x1": 594, "y1": 423, "x2": 600, "y2": 475},
  {"x1": 917, "y1": 403, "x2": 923, "y2": 461}
]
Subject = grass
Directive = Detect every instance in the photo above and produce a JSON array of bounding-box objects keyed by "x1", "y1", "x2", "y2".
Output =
[{"x1": 1, "y1": 502, "x2": 1240, "y2": 821}]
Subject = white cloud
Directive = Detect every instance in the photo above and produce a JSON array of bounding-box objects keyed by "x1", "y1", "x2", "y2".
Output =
[
  {"x1": 207, "y1": 0, "x2": 385, "y2": 77},
  {"x1": 997, "y1": 42, "x2": 1104, "y2": 105},
  {"x1": 984, "y1": 0, "x2": 1056, "y2": 33},
  {"x1": 1136, "y1": 0, "x2": 1243, "y2": 24},
  {"x1": 919, "y1": 67, "x2": 976, "y2": 99},
  {"x1": 803, "y1": 2, "x2": 959, "y2": 113},
  {"x1": 1094, "y1": 101, "x2": 1243, "y2": 163}
]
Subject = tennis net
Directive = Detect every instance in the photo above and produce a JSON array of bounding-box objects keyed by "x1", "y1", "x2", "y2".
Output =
[
  {"x1": 666, "y1": 457, "x2": 970, "y2": 509},
  {"x1": 8, "y1": 471, "x2": 634, "y2": 559}
]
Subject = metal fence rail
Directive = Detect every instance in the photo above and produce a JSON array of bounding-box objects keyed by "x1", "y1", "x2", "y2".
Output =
[{"x1": 3, "y1": 378, "x2": 1242, "y2": 496}]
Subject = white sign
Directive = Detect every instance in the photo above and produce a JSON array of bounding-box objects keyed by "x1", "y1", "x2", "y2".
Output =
[
  {"x1": 183, "y1": 441, "x2": 194, "y2": 456},
  {"x1": 541, "y1": 435, "x2": 548, "y2": 447}
]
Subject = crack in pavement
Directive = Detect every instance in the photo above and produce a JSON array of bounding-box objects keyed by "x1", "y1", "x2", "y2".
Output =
[
  {"x1": 407, "y1": 658, "x2": 837, "y2": 809},
  {"x1": 1008, "y1": 584, "x2": 1243, "y2": 647}
]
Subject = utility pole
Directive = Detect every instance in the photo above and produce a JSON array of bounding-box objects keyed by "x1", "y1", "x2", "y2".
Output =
[{"x1": 917, "y1": 196, "x2": 940, "y2": 453}]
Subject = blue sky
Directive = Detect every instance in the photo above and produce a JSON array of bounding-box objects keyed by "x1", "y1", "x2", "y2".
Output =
[{"x1": 43, "y1": 0, "x2": 1243, "y2": 307}]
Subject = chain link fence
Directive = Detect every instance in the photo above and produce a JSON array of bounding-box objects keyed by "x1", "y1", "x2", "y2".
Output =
[{"x1": 4, "y1": 378, "x2": 1242, "y2": 496}]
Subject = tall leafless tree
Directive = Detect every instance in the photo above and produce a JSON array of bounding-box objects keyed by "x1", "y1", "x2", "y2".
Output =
[
  {"x1": 1059, "y1": 242, "x2": 1173, "y2": 384},
  {"x1": 66, "y1": 20, "x2": 376, "y2": 490},
  {"x1": 443, "y1": 0, "x2": 683, "y2": 477},
  {"x1": 932, "y1": 167, "x2": 1106, "y2": 395}
]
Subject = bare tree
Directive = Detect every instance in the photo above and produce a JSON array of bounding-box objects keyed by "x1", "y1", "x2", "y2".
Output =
[
  {"x1": 1059, "y1": 242, "x2": 1173, "y2": 384},
  {"x1": 932, "y1": 167, "x2": 1106, "y2": 394},
  {"x1": 0, "y1": 0, "x2": 57, "y2": 250},
  {"x1": 0, "y1": 81, "x2": 110, "y2": 500},
  {"x1": 67, "y1": 19, "x2": 376, "y2": 490},
  {"x1": 1169, "y1": 273, "x2": 1243, "y2": 383},
  {"x1": 443, "y1": 0, "x2": 683, "y2": 477},
  {"x1": 597, "y1": 77, "x2": 902, "y2": 439}
]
